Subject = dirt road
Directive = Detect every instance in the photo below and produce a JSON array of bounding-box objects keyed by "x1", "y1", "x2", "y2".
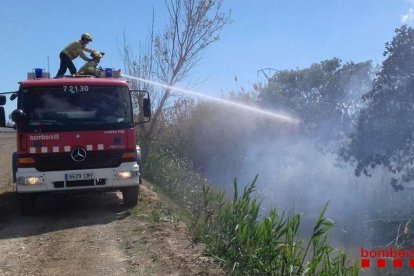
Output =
[{"x1": 0, "y1": 132, "x2": 221, "y2": 275}]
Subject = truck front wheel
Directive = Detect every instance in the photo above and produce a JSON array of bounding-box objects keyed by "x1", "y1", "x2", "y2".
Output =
[
  {"x1": 12, "y1": 152, "x2": 17, "y2": 183},
  {"x1": 19, "y1": 194, "x2": 36, "y2": 216},
  {"x1": 122, "y1": 185, "x2": 139, "y2": 207}
]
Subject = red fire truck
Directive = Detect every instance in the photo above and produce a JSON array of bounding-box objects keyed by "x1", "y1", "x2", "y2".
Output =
[{"x1": 0, "y1": 69, "x2": 151, "y2": 215}]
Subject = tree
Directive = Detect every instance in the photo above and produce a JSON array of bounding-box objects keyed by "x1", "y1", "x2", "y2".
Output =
[
  {"x1": 343, "y1": 26, "x2": 414, "y2": 190},
  {"x1": 123, "y1": 0, "x2": 231, "y2": 159},
  {"x1": 258, "y1": 58, "x2": 373, "y2": 146}
]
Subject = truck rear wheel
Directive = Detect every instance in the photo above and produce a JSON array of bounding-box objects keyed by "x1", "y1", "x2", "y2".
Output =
[
  {"x1": 19, "y1": 194, "x2": 36, "y2": 216},
  {"x1": 122, "y1": 185, "x2": 139, "y2": 207}
]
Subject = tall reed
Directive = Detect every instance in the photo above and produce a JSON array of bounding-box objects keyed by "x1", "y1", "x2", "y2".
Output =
[{"x1": 191, "y1": 176, "x2": 359, "y2": 275}]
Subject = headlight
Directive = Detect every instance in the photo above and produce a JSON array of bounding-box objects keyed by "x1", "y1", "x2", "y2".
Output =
[
  {"x1": 117, "y1": 171, "x2": 138, "y2": 179},
  {"x1": 18, "y1": 176, "x2": 43, "y2": 185}
]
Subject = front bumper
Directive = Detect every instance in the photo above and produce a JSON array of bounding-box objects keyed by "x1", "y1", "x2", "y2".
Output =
[{"x1": 16, "y1": 162, "x2": 140, "y2": 193}]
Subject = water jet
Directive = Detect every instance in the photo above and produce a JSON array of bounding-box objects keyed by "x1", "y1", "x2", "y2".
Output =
[{"x1": 122, "y1": 74, "x2": 301, "y2": 125}]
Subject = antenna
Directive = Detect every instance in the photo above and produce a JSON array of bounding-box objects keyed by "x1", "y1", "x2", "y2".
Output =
[
  {"x1": 47, "y1": 56, "x2": 50, "y2": 73},
  {"x1": 257, "y1": 68, "x2": 278, "y2": 81}
]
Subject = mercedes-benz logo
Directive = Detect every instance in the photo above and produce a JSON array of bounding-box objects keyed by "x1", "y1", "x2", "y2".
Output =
[{"x1": 71, "y1": 147, "x2": 87, "y2": 162}]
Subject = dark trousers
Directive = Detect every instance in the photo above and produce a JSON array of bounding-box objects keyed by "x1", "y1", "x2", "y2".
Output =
[{"x1": 56, "y1": 52, "x2": 76, "y2": 77}]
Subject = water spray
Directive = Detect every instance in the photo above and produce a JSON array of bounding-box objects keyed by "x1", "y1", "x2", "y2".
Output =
[{"x1": 122, "y1": 74, "x2": 301, "y2": 125}]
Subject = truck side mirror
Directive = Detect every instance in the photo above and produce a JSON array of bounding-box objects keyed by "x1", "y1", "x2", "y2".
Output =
[
  {"x1": 130, "y1": 89, "x2": 151, "y2": 123},
  {"x1": 0, "y1": 95, "x2": 6, "y2": 127},
  {"x1": 143, "y1": 98, "x2": 151, "y2": 118},
  {"x1": 0, "y1": 95, "x2": 6, "y2": 105},
  {"x1": 10, "y1": 93, "x2": 18, "y2": 101}
]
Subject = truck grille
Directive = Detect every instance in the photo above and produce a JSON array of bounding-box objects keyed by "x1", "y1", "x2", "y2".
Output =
[{"x1": 31, "y1": 151, "x2": 124, "y2": 171}]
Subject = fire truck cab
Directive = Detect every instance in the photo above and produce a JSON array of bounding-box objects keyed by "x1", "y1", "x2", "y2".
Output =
[{"x1": 0, "y1": 69, "x2": 151, "y2": 215}]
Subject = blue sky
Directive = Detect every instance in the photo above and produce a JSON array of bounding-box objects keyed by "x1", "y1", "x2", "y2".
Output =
[{"x1": 1, "y1": 0, "x2": 413, "y2": 117}]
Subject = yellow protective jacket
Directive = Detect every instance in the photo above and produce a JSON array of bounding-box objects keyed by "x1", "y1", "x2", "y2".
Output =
[
  {"x1": 62, "y1": 40, "x2": 94, "y2": 61},
  {"x1": 78, "y1": 60, "x2": 99, "y2": 76}
]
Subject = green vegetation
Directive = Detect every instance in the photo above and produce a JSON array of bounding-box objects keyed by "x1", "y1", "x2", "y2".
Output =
[
  {"x1": 133, "y1": 9, "x2": 414, "y2": 275},
  {"x1": 191, "y1": 176, "x2": 358, "y2": 275},
  {"x1": 259, "y1": 58, "x2": 372, "y2": 147},
  {"x1": 143, "y1": 150, "x2": 359, "y2": 275},
  {"x1": 144, "y1": 147, "x2": 209, "y2": 209},
  {"x1": 126, "y1": 2, "x2": 414, "y2": 271},
  {"x1": 343, "y1": 25, "x2": 414, "y2": 189}
]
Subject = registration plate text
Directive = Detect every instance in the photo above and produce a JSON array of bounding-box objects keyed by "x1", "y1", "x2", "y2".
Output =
[{"x1": 65, "y1": 172, "x2": 94, "y2": 181}]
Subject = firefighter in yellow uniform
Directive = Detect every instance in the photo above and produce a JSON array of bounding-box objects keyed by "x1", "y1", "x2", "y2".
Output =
[
  {"x1": 55, "y1": 33, "x2": 95, "y2": 77},
  {"x1": 78, "y1": 51, "x2": 104, "y2": 77}
]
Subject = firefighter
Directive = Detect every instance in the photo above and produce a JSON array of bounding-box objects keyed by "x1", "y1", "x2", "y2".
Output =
[
  {"x1": 55, "y1": 33, "x2": 96, "y2": 77},
  {"x1": 78, "y1": 51, "x2": 105, "y2": 77}
]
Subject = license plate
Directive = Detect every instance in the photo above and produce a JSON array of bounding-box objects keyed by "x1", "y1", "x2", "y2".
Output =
[{"x1": 65, "y1": 172, "x2": 95, "y2": 181}]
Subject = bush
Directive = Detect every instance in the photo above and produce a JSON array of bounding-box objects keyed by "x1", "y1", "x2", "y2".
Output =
[
  {"x1": 143, "y1": 147, "x2": 358, "y2": 275},
  {"x1": 144, "y1": 148, "x2": 208, "y2": 208},
  {"x1": 191, "y1": 176, "x2": 359, "y2": 275}
]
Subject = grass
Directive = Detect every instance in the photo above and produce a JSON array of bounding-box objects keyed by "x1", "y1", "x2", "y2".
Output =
[
  {"x1": 143, "y1": 150, "x2": 359, "y2": 275},
  {"x1": 143, "y1": 148, "x2": 209, "y2": 212},
  {"x1": 116, "y1": 182, "x2": 184, "y2": 275},
  {"x1": 191, "y1": 176, "x2": 359, "y2": 275},
  {"x1": 0, "y1": 178, "x2": 14, "y2": 194},
  {"x1": 0, "y1": 178, "x2": 17, "y2": 213}
]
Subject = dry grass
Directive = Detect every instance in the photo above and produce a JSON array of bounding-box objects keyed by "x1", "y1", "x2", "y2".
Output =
[{"x1": 0, "y1": 133, "x2": 15, "y2": 194}]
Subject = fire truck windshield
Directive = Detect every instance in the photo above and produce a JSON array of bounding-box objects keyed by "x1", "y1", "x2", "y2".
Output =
[{"x1": 19, "y1": 86, "x2": 133, "y2": 132}]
